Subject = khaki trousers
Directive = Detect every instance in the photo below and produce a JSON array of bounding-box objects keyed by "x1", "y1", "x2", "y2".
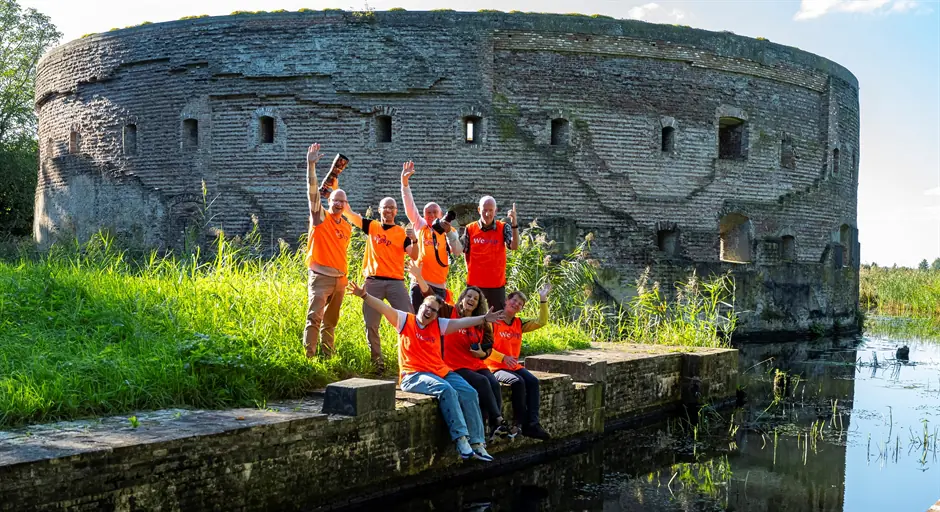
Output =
[{"x1": 303, "y1": 271, "x2": 346, "y2": 358}]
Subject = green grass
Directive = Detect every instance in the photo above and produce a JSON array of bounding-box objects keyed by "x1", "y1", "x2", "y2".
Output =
[
  {"x1": 0, "y1": 219, "x2": 736, "y2": 428},
  {"x1": 860, "y1": 266, "x2": 940, "y2": 317}
]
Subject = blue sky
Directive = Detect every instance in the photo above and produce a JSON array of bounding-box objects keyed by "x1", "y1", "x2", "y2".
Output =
[{"x1": 20, "y1": 0, "x2": 940, "y2": 267}]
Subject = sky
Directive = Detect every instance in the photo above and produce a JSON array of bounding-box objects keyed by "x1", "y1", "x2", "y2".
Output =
[{"x1": 18, "y1": 0, "x2": 940, "y2": 267}]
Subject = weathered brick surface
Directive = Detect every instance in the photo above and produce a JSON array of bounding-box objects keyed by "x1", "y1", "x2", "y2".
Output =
[
  {"x1": 0, "y1": 344, "x2": 736, "y2": 511},
  {"x1": 32, "y1": 11, "x2": 859, "y2": 337}
]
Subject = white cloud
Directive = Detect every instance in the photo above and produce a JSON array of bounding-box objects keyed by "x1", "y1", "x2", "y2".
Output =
[
  {"x1": 925, "y1": 186, "x2": 940, "y2": 196},
  {"x1": 669, "y1": 8, "x2": 686, "y2": 21},
  {"x1": 627, "y1": 2, "x2": 660, "y2": 20},
  {"x1": 794, "y1": 0, "x2": 918, "y2": 19}
]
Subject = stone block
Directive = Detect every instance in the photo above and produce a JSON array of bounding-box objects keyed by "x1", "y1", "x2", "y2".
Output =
[
  {"x1": 681, "y1": 349, "x2": 738, "y2": 405},
  {"x1": 525, "y1": 354, "x2": 608, "y2": 383},
  {"x1": 322, "y1": 378, "x2": 396, "y2": 416}
]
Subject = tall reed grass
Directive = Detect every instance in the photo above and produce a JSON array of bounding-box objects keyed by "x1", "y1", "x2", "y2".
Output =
[
  {"x1": 860, "y1": 266, "x2": 940, "y2": 317},
  {"x1": 0, "y1": 219, "x2": 737, "y2": 427}
]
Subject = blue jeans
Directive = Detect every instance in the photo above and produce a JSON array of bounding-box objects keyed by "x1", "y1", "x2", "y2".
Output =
[{"x1": 400, "y1": 371, "x2": 486, "y2": 445}]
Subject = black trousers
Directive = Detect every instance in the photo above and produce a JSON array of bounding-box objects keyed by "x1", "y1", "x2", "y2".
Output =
[
  {"x1": 410, "y1": 283, "x2": 447, "y2": 313},
  {"x1": 494, "y1": 367, "x2": 540, "y2": 426},
  {"x1": 454, "y1": 368, "x2": 503, "y2": 429},
  {"x1": 477, "y1": 286, "x2": 506, "y2": 312}
]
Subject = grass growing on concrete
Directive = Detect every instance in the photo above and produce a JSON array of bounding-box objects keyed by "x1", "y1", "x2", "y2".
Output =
[{"x1": 860, "y1": 266, "x2": 940, "y2": 317}]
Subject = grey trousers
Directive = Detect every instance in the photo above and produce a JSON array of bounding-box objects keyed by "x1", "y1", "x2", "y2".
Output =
[{"x1": 363, "y1": 277, "x2": 411, "y2": 367}]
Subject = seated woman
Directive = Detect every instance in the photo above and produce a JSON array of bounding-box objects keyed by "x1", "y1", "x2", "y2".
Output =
[
  {"x1": 346, "y1": 280, "x2": 500, "y2": 461},
  {"x1": 408, "y1": 262, "x2": 516, "y2": 440},
  {"x1": 485, "y1": 284, "x2": 552, "y2": 440}
]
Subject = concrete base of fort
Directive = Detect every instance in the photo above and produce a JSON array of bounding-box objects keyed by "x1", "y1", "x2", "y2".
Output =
[{"x1": 0, "y1": 344, "x2": 737, "y2": 511}]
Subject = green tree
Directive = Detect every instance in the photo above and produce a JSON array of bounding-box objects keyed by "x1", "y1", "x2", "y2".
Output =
[
  {"x1": 932, "y1": 258, "x2": 940, "y2": 271},
  {"x1": 918, "y1": 259, "x2": 929, "y2": 271},
  {"x1": 0, "y1": 0, "x2": 60, "y2": 235}
]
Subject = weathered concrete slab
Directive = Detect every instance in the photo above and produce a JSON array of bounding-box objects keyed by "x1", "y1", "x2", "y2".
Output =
[
  {"x1": 322, "y1": 377, "x2": 396, "y2": 416},
  {"x1": 525, "y1": 354, "x2": 608, "y2": 383},
  {"x1": 0, "y1": 343, "x2": 736, "y2": 511}
]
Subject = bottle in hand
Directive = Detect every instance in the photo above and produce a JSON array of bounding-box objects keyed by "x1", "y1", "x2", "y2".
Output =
[{"x1": 319, "y1": 154, "x2": 349, "y2": 198}]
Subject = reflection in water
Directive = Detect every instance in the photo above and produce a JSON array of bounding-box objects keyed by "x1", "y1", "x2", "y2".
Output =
[{"x1": 351, "y1": 335, "x2": 940, "y2": 512}]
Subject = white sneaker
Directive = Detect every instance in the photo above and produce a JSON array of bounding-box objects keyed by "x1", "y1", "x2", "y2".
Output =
[
  {"x1": 470, "y1": 443, "x2": 494, "y2": 462},
  {"x1": 456, "y1": 436, "x2": 473, "y2": 459}
]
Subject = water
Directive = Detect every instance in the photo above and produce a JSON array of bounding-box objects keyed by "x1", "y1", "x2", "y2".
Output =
[{"x1": 363, "y1": 334, "x2": 940, "y2": 512}]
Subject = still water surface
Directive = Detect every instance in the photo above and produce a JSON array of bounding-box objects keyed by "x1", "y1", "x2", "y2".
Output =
[{"x1": 369, "y1": 334, "x2": 940, "y2": 512}]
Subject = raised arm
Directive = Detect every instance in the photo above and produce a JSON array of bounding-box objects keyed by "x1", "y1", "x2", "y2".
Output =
[
  {"x1": 347, "y1": 281, "x2": 399, "y2": 326},
  {"x1": 507, "y1": 203, "x2": 520, "y2": 251},
  {"x1": 407, "y1": 260, "x2": 431, "y2": 296},
  {"x1": 400, "y1": 161, "x2": 427, "y2": 230},
  {"x1": 306, "y1": 143, "x2": 326, "y2": 223},
  {"x1": 442, "y1": 307, "x2": 503, "y2": 336},
  {"x1": 521, "y1": 283, "x2": 552, "y2": 333},
  {"x1": 342, "y1": 202, "x2": 364, "y2": 229}
]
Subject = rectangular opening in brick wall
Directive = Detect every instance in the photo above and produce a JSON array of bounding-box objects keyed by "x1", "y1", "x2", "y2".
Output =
[
  {"x1": 661, "y1": 126, "x2": 675, "y2": 152},
  {"x1": 260, "y1": 116, "x2": 275, "y2": 144},
  {"x1": 123, "y1": 124, "x2": 137, "y2": 156},
  {"x1": 551, "y1": 118, "x2": 569, "y2": 146},
  {"x1": 781, "y1": 235, "x2": 795, "y2": 261},
  {"x1": 852, "y1": 148, "x2": 857, "y2": 175},
  {"x1": 464, "y1": 116, "x2": 481, "y2": 144},
  {"x1": 718, "y1": 117, "x2": 746, "y2": 160},
  {"x1": 657, "y1": 229, "x2": 678, "y2": 256},
  {"x1": 780, "y1": 134, "x2": 795, "y2": 169},
  {"x1": 839, "y1": 224, "x2": 851, "y2": 267},
  {"x1": 376, "y1": 115, "x2": 392, "y2": 143},
  {"x1": 68, "y1": 130, "x2": 79, "y2": 154},
  {"x1": 183, "y1": 119, "x2": 198, "y2": 149},
  {"x1": 832, "y1": 148, "x2": 840, "y2": 174},
  {"x1": 719, "y1": 213, "x2": 752, "y2": 263}
]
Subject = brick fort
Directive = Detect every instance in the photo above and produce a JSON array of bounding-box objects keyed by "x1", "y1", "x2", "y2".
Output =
[{"x1": 32, "y1": 10, "x2": 860, "y2": 338}]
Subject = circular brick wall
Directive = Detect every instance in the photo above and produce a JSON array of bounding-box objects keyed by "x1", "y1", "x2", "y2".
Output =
[{"x1": 34, "y1": 11, "x2": 860, "y2": 335}]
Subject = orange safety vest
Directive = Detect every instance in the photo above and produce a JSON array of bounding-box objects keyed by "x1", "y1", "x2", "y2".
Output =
[
  {"x1": 363, "y1": 223, "x2": 408, "y2": 279},
  {"x1": 442, "y1": 307, "x2": 487, "y2": 372},
  {"x1": 418, "y1": 225, "x2": 450, "y2": 285},
  {"x1": 486, "y1": 317, "x2": 523, "y2": 371},
  {"x1": 465, "y1": 220, "x2": 507, "y2": 288},
  {"x1": 305, "y1": 215, "x2": 352, "y2": 274},
  {"x1": 398, "y1": 313, "x2": 451, "y2": 378}
]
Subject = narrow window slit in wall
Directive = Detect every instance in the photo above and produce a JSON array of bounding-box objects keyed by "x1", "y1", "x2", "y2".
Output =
[
  {"x1": 464, "y1": 116, "x2": 481, "y2": 144},
  {"x1": 661, "y1": 126, "x2": 675, "y2": 152},
  {"x1": 780, "y1": 134, "x2": 795, "y2": 169},
  {"x1": 376, "y1": 115, "x2": 392, "y2": 143},
  {"x1": 68, "y1": 130, "x2": 80, "y2": 154},
  {"x1": 551, "y1": 118, "x2": 569, "y2": 146},
  {"x1": 260, "y1": 116, "x2": 275, "y2": 144},
  {"x1": 718, "y1": 117, "x2": 746, "y2": 160},
  {"x1": 183, "y1": 119, "x2": 199, "y2": 149},
  {"x1": 124, "y1": 124, "x2": 137, "y2": 155},
  {"x1": 832, "y1": 148, "x2": 840, "y2": 175},
  {"x1": 781, "y1": 235, "x2": 795, "y2": 261}
]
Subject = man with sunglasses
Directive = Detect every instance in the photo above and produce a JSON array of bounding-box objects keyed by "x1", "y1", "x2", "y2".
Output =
[{"x1": 347, "y1": 280, "x2": 502, "y2": 462}]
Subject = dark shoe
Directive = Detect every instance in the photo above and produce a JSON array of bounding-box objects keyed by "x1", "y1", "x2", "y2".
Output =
[
  {"x1": 492, "y1": 420, "x2": 519, "y2": 441},
  {"x1": 523, "y1": 423, "x2": 551, "y2": 440}
]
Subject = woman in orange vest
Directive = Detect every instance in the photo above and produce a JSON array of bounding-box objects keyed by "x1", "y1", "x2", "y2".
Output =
[
  {"x1": 346, "y1": 280, "x2": 503, "y2": 461},
  {"x1": 486, "y1": 283, "x2": 552, "y2": 440},
  {"x1": 408, "y1": 262, "x2": 516, "y2": 440}
]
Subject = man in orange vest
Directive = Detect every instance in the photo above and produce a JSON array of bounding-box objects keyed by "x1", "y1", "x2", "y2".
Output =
[
  {"x1": 400, "y1": 161, "x2": 463, "y2": 311},
  {"x1": 461, "y1": 196, "x2": 520, "y2": 311},
  {"x1": 303, "y1": 143, "x2": 352, "y2": 359},
  {"x1": 346, "y1": 280, "x2": 501, "y2": 461},
  {"x1": 344, "y1": 196, "x2": 418, "y2": 374}
]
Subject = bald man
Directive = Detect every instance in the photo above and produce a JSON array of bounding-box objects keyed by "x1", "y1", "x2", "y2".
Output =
[
  {"x1": 400, "y1": 161, "x2": 463, "y2": 312},
  {"x1": 303, "y1": 143, "x2": 353, "y2": 359},
  {"x1": 344, "y1": 195, "x2": 419, "y2": 374},
  {"x1": 460, "y1": 196, "x2": 520, "y2": 311}
]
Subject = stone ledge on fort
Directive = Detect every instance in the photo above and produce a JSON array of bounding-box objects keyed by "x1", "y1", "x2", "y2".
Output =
[{"x1": 0, "y1": 343, "x2": 737, "y2": 512}]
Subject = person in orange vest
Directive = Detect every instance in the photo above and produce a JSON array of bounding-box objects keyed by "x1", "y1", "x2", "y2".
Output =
[
  {"x1": 346, "y1": 279, "x2": 502, "y2": 461},
  {"x1": 486, "y1": 283, "x2": 552, "y2": 440},
  {"x1": 302, "y1": 143, "x2": 352, "y2": 359},
  {"x1": 460, "y1": 196, "x2": 520, "y2": 311},
  {"x1": 400, "y1": 161, "x2": 463, "y2": 312},
  {"x1": 408, "y1": 261, "x2": 517, "y2": 440},
  {"x1": 343, "y1": 196, "x2": 418, "y2": 374}
]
